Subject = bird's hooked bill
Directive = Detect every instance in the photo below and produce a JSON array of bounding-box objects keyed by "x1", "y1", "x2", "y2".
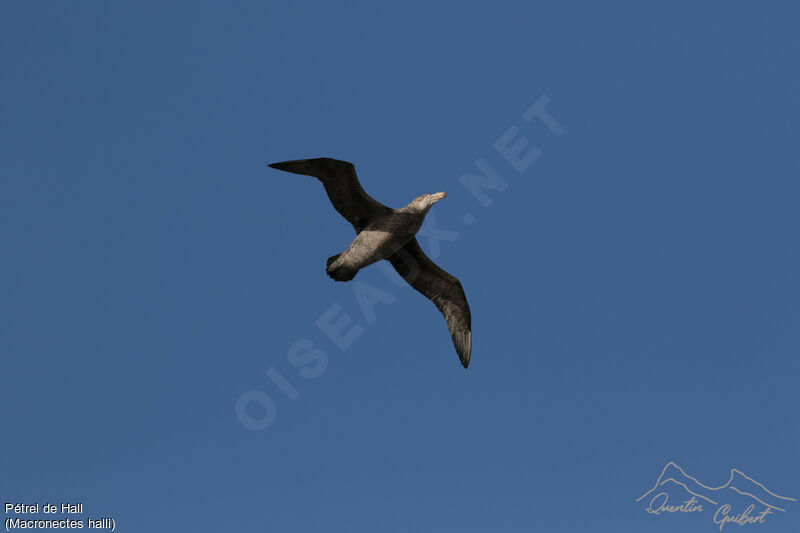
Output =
[{"x1": 431, "y1": 191, "x2": 447, "y2": 202}]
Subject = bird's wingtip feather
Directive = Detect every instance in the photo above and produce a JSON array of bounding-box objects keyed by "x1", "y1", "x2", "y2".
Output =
[{"x1": 456, "y1": 330, "x2": 472, "y2": 369}]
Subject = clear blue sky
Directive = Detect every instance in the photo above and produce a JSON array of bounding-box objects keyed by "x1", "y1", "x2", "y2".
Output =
[{"x1": 1, "y1": 2, "x2": 798, "y2": 532}]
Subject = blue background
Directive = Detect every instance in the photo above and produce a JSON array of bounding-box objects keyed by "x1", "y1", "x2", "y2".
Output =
[{"x1": 1, "y1": 2, "x2": 798, "y2": 532}]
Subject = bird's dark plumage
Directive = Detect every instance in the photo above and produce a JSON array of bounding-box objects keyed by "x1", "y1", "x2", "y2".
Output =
[
  {"x1": 268, "y1": 159, "x2": 391, "y2": 232},
  {"x1": 268, "y1": 157, "x2": 472, "y2": 368},
  {"x1": 387, "y1": 238, "x2": 472, "y2": 367}
]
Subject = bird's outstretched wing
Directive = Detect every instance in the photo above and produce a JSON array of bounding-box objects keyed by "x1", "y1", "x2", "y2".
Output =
[
  {"x1": 268, "y1": 158, "x2": 392, "y2": 232},
  {"x1": 387, "y1": 238, "x2": 472, "y2": 368}
]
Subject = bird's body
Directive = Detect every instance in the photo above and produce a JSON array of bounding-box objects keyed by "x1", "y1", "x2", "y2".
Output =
[
  {"x1": 326, "y1": 202, "x2": 438, "y2": 281},
  {"x1": 268, "y1": 158, "x2": 472, "y2": 367},
  {"x1": 326, "y1": 225, "x2": 403, "y2": 282}
]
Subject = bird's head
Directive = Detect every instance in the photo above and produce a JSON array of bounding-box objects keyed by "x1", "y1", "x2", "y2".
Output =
[{"x1": 406, "y1": 191, "x2": 447, "y2": 214}]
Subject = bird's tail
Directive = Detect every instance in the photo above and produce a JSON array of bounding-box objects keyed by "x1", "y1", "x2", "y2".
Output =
[{"x1": 326, "y1": 254, "x2": 358, "y2": 281}]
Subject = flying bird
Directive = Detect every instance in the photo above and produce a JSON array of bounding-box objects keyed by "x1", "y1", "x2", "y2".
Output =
[{"x1": 268, "y1": 158, "x2": 472, "y2": 368}]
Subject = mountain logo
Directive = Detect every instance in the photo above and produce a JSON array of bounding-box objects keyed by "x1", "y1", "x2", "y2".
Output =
[{"x1": 637, "y1": 461, "x2": 796, "y2": 530}]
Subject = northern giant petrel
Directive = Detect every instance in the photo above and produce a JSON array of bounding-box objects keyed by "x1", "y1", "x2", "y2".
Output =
[{"x1": 268, "y1": 158, "x2": 472, "y2": 368}]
